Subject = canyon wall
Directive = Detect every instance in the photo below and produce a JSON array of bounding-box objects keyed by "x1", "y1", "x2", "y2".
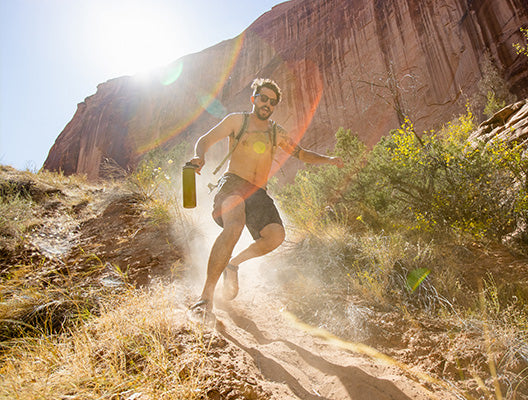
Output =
[{"x1": 44, "y1": 0, "x2": 528, "y2": 180}]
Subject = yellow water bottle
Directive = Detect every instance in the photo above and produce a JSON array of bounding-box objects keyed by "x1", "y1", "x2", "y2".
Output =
[{"x1": 182, "y1": 162, "x2": 197, "y2": 208}]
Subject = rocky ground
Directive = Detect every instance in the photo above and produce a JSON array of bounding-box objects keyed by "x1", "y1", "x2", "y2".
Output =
[{"x1": 1, "y1": 165, "x2": 526, "y2": 399}]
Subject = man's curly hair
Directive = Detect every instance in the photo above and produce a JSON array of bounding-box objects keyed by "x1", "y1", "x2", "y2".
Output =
[{"x1": 251, "y1": 78, "x2": 282, "y2": 103}]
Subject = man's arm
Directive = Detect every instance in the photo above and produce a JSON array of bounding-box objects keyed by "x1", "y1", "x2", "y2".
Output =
[
  {"x1": 277, "y1": 126, "x2": 344, "y2": 168},
  {"x1": 297, "y1": 148, "x2": 344, "y2": 167},
  {"x1": 189, "y1": 113, "x2": 239, "y2": 174}
]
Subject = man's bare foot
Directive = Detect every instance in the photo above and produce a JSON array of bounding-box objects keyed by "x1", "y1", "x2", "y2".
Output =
[{"x1": 222, "y1": 264, "x2": 239, "y2": 300}]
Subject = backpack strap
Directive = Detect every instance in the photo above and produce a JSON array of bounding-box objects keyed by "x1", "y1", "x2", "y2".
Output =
[
  {"x1": 236, "y1": 112, "x2": 249, "y2": 141},
  {"x1": 268, "y1": 121, "x2": 278, "y2": 161},
  {"x1": 212, "y1": 113, "x2": 249, "y2": 175},
  {"x1": 269, "y1": 121, "x2": 287, "y2": 178},
  {"x1": 271, "y1": 121, "x2": 277, "y2": 149}
]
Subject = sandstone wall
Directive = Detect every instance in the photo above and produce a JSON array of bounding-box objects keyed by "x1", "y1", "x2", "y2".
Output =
[{"x1": 44, "y1": 0, "x2": 528, "y2": 180}]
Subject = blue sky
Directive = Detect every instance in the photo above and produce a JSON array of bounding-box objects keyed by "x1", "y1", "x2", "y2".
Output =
[{"x1": 0, "y1": 0, "x2": 286, "y2": 171}]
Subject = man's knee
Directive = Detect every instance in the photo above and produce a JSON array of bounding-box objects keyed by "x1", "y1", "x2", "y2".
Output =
[
  {"x1": 220, "y1": 195, "x2": 246, "y2": 237},
  {"x1": 222, "y1": 221, "x2": 245, "y2": 240},
  {"x1": 260, "y1": 223, "x2": 285, "y2": 249}
]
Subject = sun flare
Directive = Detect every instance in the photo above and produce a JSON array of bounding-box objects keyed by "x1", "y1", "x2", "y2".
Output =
[{"x1": 91, "y1": 2, "x2": 182, "y2": 75}]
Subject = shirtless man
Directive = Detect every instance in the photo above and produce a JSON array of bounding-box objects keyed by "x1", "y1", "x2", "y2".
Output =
[{"x1": 188, "y1": 78, "x2": 343, "y2": 320}]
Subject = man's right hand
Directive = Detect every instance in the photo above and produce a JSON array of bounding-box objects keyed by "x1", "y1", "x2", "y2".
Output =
[{"x1": 189, "y1": 157, "x2": 205, "y2": 174}]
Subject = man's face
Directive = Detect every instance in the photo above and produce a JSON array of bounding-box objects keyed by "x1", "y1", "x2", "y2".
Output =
[{"x1": 253, "y1": 87, "x2": 278, "y2": 120}]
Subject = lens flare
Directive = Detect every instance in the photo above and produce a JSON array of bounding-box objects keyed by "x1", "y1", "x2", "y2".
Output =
[
  {"x1": 406, "y1": 268, "x2": 431, "y2": 292},
  {"x1": 136, "y1": 32, "x2": 245, "y2": 155},
  {"x1": 269, "y1": 59, "x2": 324, "y2": 179},
  {"x1": 199, "y1": 94, "x2": 227, "y2": 118},
  {"x1": 161, "y1": 60, "x2": 183, "y2": 86},
  {"x1": 253, "y1": 141, "x2": 267, "y2": 154}
]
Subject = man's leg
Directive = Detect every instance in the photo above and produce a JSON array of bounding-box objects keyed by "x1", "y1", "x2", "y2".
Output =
[
  {"x1": 229, "y1": 223, "x2": 285, "y2": 266},
  {"x1": 198, "y1": 195, "x2": 245, "y2": 308},
  {"x1": 221, "y1": 223, "x2": 285, "y2": 300}
]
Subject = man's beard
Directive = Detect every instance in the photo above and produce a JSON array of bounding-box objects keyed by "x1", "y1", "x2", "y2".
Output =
[{"x1": 256, "y1": 105, "x2": 272, "y2": 120}]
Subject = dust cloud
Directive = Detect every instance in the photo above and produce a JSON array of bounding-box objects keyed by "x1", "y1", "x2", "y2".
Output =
[
  {"x1": 172, "y1": 165, "x2": 293, "y2": 306},
  {"x1": 173, "y1": 167, "x2": 266, "y2": 298}
]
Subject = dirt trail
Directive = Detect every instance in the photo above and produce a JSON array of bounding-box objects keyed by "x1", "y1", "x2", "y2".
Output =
[
  {"x1": 202, "y1": 268, "x2": 457, "y2": 400},
  {"x1": 0, "y1": 167, "x2": 463, "y2": 399}
]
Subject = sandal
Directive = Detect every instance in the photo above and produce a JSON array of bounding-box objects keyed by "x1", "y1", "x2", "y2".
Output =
[
  {"x1": 187, "y1": 300, "x2": 216, "y2": 325},
  {"x1": 222, "y1": 264, "x2": 239, "y2": 300}
]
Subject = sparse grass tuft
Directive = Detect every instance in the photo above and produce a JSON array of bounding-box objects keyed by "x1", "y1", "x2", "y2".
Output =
[
  {"x1": 276, "y1": 223, "x2": 528, "y2": 398},
  {"x1": 0, "y1": 284, "x2": 266, "y2": 399},
  {"x1": 126, "y1": 143, "x2": 190, "y2": 228},
  {"x1": 0, "y1": 188, "x2": 37, "y2": 252}
]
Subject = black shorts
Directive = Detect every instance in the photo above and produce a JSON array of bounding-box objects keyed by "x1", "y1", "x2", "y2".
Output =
[{"x1": 212, "y1": 173, "x2": 283, "y2": 239}]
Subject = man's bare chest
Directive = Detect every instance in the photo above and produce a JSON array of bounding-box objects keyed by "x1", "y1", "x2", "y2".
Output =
[{"x1": 236, "y1": 130, "x2": 274, "y2": 156}]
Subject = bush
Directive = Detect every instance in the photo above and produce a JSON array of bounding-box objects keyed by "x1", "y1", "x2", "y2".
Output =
[
  {"x1": 513, "y1": 27, "x2": 528, "y2": 57},
  {"x1": 128, "y1": 142, "x2": 189, "y2": 200},
  {"x1": 364, "y1": 112, "x2": 515, "y2": 238},
  {"x1": 279, "y1": 108, "x2": 528, "y2": 244},
  {"x1": 472, "y1": 51, "x2": 516, "y2": 120},
  {"x1": 276, "y1": 128, "x2": 367, "y2": 231},
  {"x1": 127, "y1": 142, "x2": 190, "y2": 225},
  {"x1": 359, "y1": 110, "x2": 528, "y2": 241}
]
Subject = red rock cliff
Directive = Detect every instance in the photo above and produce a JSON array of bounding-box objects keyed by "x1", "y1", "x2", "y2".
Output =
[{"x1": 44, "y1": 0, "x2": 528, "y2": 180}]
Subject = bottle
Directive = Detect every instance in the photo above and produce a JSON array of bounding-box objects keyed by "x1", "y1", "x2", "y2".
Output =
[{"x1": 182, "y1": 162, "x2": 197, "y2": 208}]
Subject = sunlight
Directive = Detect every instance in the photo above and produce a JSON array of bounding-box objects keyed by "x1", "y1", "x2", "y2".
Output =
[{"x1": 91, "y1": 2, "x2": 182, "y2": 76}]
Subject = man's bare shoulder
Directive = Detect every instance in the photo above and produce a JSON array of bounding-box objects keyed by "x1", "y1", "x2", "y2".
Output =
[
  {"x1": 221, "y1": 112, "x2": 246, "y2": 131},
  {"x1": 224, "y1": 112, "x2": 247, "y2": 121}
]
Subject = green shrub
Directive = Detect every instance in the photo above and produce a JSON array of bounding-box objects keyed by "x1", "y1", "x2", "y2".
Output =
[
  {"x1": 513, "y1": 27, "x2": 528, "y2": 57},
  {"x1": 126, "y1": 142, "x2": 189, "y2": 225},
  {"x1": 279, "y1": 109, "x2": 528, "y2": 244},
  {"x1": 276, "y1": 128, "x2": 367, "y2": 231},
  {"x1": 357, "y1": 110, "x2": 528, "y2": 241},
  {"x1": 128, "y1": 142, "x2": 189, "y2": 201},
  {"x1": 484, "y1": 91, "x2": 506, "y2": 118}
]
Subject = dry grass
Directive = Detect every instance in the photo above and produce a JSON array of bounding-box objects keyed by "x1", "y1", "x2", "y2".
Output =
[
  {"x1": 0, "y1": 189, "x2": 37, "y2": 252},
  {"x1": 275, "y1": 222, "x2": 528, "y2": 399},
  {"x1": 0, "y1": 166, "x2": 269, "y2": 399},
  {"x1": 0, "y1": 260, "x2": 115, "y2": 341},
  {"x1": 0, "y1": 284, "x2": 241, "y2": 400}
]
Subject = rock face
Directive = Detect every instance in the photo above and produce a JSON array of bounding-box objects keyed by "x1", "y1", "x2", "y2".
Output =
[
  {"x1": 44, "y1": 0, "x2": 528, "y2": 180},
  {"x1": 469, "y1": 99, "x2": 528, "y2": 145}
]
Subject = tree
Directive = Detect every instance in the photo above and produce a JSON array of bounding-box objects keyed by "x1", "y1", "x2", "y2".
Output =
[
  {"x1": 513, "y1": 27, "x2": 528, "y2": 57},
  {"x1": 472, "y1": 51, "x2": 516, "y2": 119},
  {"x1": 356, "y1": 61, "x2": 418, "y2": 126}
]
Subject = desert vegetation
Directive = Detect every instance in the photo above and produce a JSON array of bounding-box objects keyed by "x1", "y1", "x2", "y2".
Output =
[
  {"x1": 3, "y1": 98, "x2": 528, "y2": 398},
  {"x1": 273, "y1": 104, "x2": 528, "y2": 399},
  {"x1": 0, "y1": 164, "x2": 270, "y2": 399},
  {"x1": 2, "y1": 31, "x2": 528, "y2": 399}
]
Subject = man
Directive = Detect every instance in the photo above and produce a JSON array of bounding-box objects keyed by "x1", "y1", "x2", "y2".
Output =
[{"x1": 188, "y1": 78, "x2": 343, "y2": 321}]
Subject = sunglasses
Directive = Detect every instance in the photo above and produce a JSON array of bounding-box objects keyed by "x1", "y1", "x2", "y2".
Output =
[{"x1": 255, "y1": 93, "x2": 279, "y2": 106}]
